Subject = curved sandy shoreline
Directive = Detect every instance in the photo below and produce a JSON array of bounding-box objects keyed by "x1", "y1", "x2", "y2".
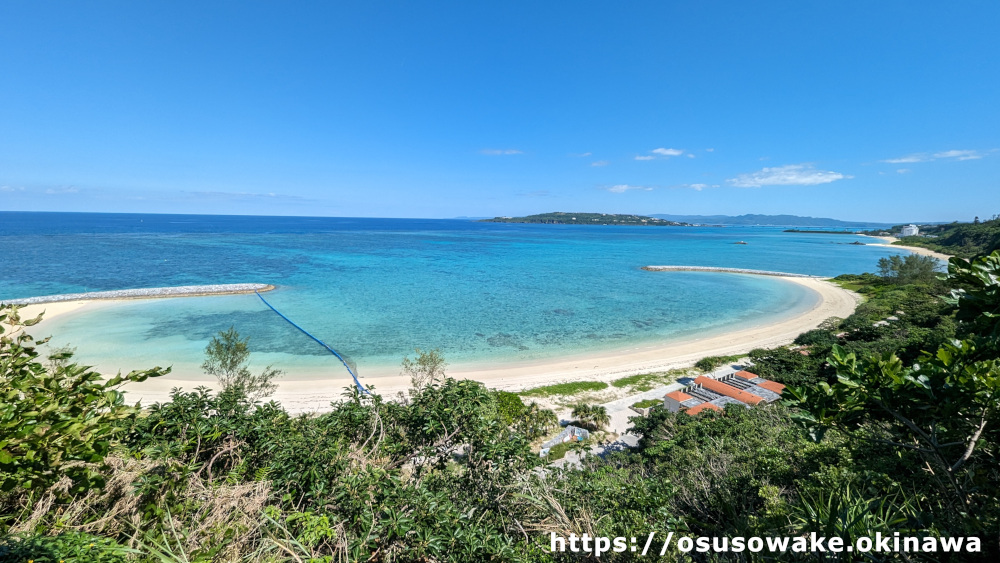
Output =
[
  {"x1": 25, "y1": 275, "x2": 858, "y2": 412},
  {"x1": 641, "y1": 265, "x2": 821, "y2": 278},
  {"x1": 862, "y1": 235, "x2": 952, "y2": 261}
]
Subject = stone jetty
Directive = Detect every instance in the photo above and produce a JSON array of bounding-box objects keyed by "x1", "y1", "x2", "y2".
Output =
[{"x1": 4, "y1": 284, "x2": 275, "y2": 305}]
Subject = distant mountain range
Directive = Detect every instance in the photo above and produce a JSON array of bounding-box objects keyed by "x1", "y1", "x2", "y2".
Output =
[{"x1": 648, "y1": 214, "x2": 893, "y2": 227}]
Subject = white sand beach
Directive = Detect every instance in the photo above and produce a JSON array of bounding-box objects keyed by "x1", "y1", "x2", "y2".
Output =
[
  {"x1": 17, "y1": 300, "x2": 93, "y2": 324},
  {"x1": 863, "y1": 235, "x2": 952, "y2": 261},
  {"x1": 18, "y1": 276, "x2": 859, "y2": 413}
]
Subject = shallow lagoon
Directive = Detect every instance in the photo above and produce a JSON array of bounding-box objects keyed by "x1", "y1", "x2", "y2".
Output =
[{"x1": 1, "y1": 213, "x2": 904, "y2": 377}]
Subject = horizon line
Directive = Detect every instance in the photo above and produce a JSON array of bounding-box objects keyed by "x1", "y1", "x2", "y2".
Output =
[{"x1": 0, "y1": 209, "x2": 951, "y2": 225}]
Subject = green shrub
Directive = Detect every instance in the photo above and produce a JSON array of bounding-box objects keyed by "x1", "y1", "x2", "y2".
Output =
[
  {"x1": 494, "y1": 390, "x2": 526, "y2": 425},
  {"x1": 794, "y1": 329, "x2": 838, "y2": 347},
  {"x1": 877, "y1": 254, "x2": 942, "y2": 285},
  {"x1": 0, "y1": 532, "x2": 134, "y2": 562},
  {"x1": 518, "y1": 381, "x2": 608, "y2": 397},
  {"x1": 694, "y1": 354, "x2": 743, "y2": 372},
  {"x1": 0, "y1": 305, "x2": 166, "y2": 495},
  {"x1": 611, "y1": 372, "x2": 663, "y2": 391},
  {"x1": 632, "y1": 399, "x2": 661, "y2": 409},
  {"x1": 545, "y1": 440, "x2": 585, "y2": 461}
]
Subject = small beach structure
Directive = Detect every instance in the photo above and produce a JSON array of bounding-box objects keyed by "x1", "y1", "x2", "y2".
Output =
[
  {"x1": 539, "y1": 425, "x2": 590, "y2": 457},
  {"x1": 663, "y1": 370, "x2": 785, "y2": 415}
]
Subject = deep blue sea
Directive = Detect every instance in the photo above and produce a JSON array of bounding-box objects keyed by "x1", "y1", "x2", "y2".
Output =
[{"x1": 0, "y1": 212, "x2": 906, "y2": 379}]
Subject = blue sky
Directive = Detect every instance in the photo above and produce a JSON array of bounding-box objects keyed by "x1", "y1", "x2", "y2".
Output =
[{"x1": 1, "y1": 1, "x2": 997, "y2": 222}]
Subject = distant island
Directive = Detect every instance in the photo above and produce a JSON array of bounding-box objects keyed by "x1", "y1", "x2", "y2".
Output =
[
  {"x1": 649, "y1": 213, "x2": 892, "y2": 227},
  {"x1": 481, "y1": 212, "x2": 690, "y2": 226}
]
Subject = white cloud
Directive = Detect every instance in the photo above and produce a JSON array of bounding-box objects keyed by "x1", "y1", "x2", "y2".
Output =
[
  {"x1": 686, "y1": 153, "x2": 695, "y2": 158},
  {"x1": 882, "y1": 149, "x2": 985, "y2": 164},
  {"x1": 480, "y1": 149, "x2": 523, "y2": 155},
  {"x1": 705, "y1": 148, "x2": 715, "y2": 152},
  {"x1": 606, "y1": 184, "x2": 653, "y2": 193},
  {"x1": 636, "y1": 147, "x2": 687, "y2": 160},
  {"x1": 44, "y1": 186, "x2": 79, "y2": 194},
  {"x1": 591, "y1": 160, "x2": 610, "y2": 167},
  {"x1": 679, "y1": 183, "x2": 720, "y2": 191},
  {"x1": 882, "y1": 154, "x2": 930, "y2": 164},
  {"x1": 897, "y1": 169, "x2": 911, "y2": 174},
  {"x1": 571, "y1": 152, "x2": 592, "y2": 157},
  {"x1": 0, "y1": 185, "x2": 25, "y2": 192},
  {"x1": 727, "y1": 164, "x2": 851, "y2": 188},
  {"x1": 933, "y1": 149, "x2": 982, "y2": 160}
]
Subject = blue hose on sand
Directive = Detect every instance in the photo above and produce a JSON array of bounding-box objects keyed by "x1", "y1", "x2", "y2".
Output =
[{"x1": 255, "y1": 290, "x2": 369, "y2": 395}]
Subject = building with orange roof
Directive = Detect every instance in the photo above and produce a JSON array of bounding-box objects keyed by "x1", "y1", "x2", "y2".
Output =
[
  {"x1": 666, "y1": 391, "x2": 693, "y2": 402},
  {"x1": 693, "y1": 376, "x2": 764, "y2": 405},
  {"x1": 756, "y1": 380, "x2": 785, "y2": 394},
  {"x1": 685, "y1": 402, "x2": 723, "y2": 415},
  {"x1": 664, "y1": 390, "x2": 704, "y2": 413},
  {"x1": 659, "y1": 370, "x2": 787, "y2": 416}
]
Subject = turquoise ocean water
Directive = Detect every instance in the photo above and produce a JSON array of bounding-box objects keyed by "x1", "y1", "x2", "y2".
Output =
[{"x1": 1, "y1": 212, "x2": 907, "y2": 379}]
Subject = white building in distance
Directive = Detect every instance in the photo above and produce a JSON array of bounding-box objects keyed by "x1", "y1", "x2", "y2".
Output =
[{"x1": 901, "y1": 224, "x2": 919, "y2": 237}]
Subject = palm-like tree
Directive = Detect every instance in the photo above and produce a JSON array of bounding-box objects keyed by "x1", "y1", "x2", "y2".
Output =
[
  {"x1": 519, "y1": 402, "x2": 559, "y2": 439},
  {"x1": 571, "y1": 403, "x2": 610, "y2": 431}
]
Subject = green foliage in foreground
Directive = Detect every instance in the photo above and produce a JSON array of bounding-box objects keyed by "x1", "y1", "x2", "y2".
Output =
[
  {"x1": 949, "y1": 251, "x2": 1000, "y2": 349},
  {"x1": 0, "y1": 306, "x2": 167, "y2": 495},
  {"x1": 747, "y1": 270, "x2": 957, "y2": 388},
  {"x1": 517, "y1": 380, "x2": 608, "y2": 397},
  {"x1": 786, "y1": 251, "x2": 1000, "y2": 541},
  {"x1": 0, "y1": 531, "x2": 133, "y2": 562}
]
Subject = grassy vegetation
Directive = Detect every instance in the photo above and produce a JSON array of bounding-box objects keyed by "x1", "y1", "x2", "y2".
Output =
[
  {"x1": 610, "y1": 368, "x2": 694, "y2": 392},
  {"x1": 693, "y1": 353, "x2": 745, "y2": 372},
  {"x1": 544, "y1": 439, "x2": 585, "y2": 460},
  {"x1": 829, "y1": 277, "x2": 866, "y2": 292},
  {"x1": 517, "y1": 380, "x2": 608, "y2": 397},
  {"x1": 631, "y1": 399, "x2": 661, "y2": 409},
  {"x1": 609, "y1": 372, "x2": 664, "y2": 391}
]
